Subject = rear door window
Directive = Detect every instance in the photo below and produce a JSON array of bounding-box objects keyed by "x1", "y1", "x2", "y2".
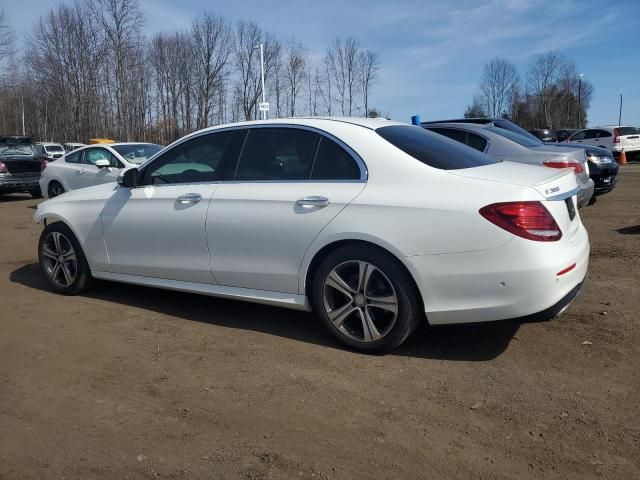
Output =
[
  {"x1": 235, "y1": 128, "x2": 320, "y2": 181},
  {"x1": 570, "y1": 130, "x2": 587, "y2": 141},
  {"x1": 65, "y1": 150, "x2": 82, "y2": 164},
  {"x1": 378, "y1": 125, "x2": 496, "y2": 170},
  {"x1": 310, "y1": 136, "x2": 361, "y2": 180}
]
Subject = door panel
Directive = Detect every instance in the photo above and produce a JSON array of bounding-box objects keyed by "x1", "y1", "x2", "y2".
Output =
[
  {"x1": 101, "y1": 183, "x2": 218, "y2": 283},
  {"x1": 207, "y1": 182, "x2": 365, "y2": 293}
]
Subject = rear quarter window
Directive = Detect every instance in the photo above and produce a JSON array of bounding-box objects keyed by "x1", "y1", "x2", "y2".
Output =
[{"x1": 377, "y1": 125, "x2": 496, "y2": 170}]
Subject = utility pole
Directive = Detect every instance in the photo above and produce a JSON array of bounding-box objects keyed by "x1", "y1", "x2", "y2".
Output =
[
  {"x1": 577, "y1": 73, "x2": 583, "y2": 128},
  {"x1": 618, "y1": 94, "x2": 623, "y2": 126}
]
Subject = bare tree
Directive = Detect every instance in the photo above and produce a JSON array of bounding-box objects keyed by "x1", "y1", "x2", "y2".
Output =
[
  {"x1": 191, "y1": 12, "x2": 231, "y2": 129},
  {"x1": 358, "y1": 49, "x2": 379, "y2": 117},
  {"x1": 283, "y1": 40, "x2": 307, "y2": 116},
  {"x1": 326, "y1": 37, "x2": 361, "y2": 115},
  {"x1": 0, "y1": 10, "x2": 15, "y2": 62},
  {"x1": 527, "y1": 51, "x2": 564, "y2": 127},
  {"x1": 479, "y1": 57, "x2": 518, "y2": 118}
]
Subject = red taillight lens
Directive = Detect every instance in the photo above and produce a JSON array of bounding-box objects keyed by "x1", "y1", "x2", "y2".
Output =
[
  {"x1": 0, "y1": 161, "x2": 7, "y2": 174},
  {"x1": 613, "y1": 128, "x2": 620, "y2": 144},
  {"x1": 543, "y1": 161, "x2": 584, "y2": 175},
  {"x1": 40, "y1": 159, "x2": 48, "y2": 171},
  {"x1": 479, "y1": 201, "x2": 562, "y2": 242}
]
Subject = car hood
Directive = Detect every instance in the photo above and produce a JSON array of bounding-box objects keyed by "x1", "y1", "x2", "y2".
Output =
[{"x1": 450, "y1": 161, "x2": 578, "y2": 200}]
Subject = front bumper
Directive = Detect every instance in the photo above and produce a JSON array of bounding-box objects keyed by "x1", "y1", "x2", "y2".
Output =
[
  {"x1": 0, "y1": 174, "x2": 41, "y2": 193},
  {"x1": 589, "y1": 161, "x2": 619, "y2": 193}
]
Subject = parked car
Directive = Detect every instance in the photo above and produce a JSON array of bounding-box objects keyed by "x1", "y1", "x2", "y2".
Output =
[
  {"x1": 568, "y1": 126, "x2": 640, "y2": 160},
  {"x1": 40, "y1": 142, "x2": 162, "y2": 198},
  {"x1": 422, "y1": 122, "x2": 595, "y2": 207},
  {"x1": 34, "y1": 118, "x2": 589, "y2": 353},
  {"x1": 35, "y1": 142, "x2": 65, "y2": 160},
  {"x1": 555, "y1": 129, "x2": 579, "y2": 142},
  {"x1": 0, "y1": 135, "x2": 44, "y2": 197},
  {"x1": 529, "y1": 129, "x2": 557, "y2": 142},
  {"x1": 424, "y1": 117, "x2": 544, "y2": 143},
  {"x1": 63, "y1": 142, "x2": 86, "y2": 153},
  {"x1": 584, "y1": 146, "x2": 619, "y2": 194}
]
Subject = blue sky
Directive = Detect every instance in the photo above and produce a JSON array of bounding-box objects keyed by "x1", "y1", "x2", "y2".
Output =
[{"x1": 5, "y1": 0, "x2": 640, "y2": 126}]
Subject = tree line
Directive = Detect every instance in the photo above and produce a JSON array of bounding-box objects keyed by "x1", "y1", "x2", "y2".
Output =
[
  {"x1": 465, "y1": 52, "x2": 594, "y2": 130},
  {"x1": 0, "y1": 1, "x2": 380, "y2": 144}
]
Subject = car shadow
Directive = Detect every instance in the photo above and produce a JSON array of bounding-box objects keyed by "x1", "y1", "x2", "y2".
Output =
[
  {"x1": 10, "y1": 263, "x2": 519, "y2": 361},
  {"x1": 0, "y1": 194, "x2": 33, "y2": 202},
  {"x1": 617, "y1": 225, "x2": 640, "y2": 235}
]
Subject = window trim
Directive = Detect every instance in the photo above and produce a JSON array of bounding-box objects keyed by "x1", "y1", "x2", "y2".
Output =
[{"x1": 136, "y1": 124, "x2": 368, "y2": 187}]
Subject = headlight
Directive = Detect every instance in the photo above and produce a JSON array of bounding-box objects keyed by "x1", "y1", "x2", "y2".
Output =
[{"x1": 585, "y1": 150, "x2": 613, "y2": 164}]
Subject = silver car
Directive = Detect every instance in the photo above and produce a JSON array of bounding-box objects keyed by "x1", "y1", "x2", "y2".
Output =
[{"x1": 423, "y1": 122, "x2": 595, "y2": 207}]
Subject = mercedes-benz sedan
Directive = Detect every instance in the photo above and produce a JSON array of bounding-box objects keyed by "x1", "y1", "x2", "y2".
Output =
[{"x1": 34, "y1": 118, "x2": 589, "y2": 353}]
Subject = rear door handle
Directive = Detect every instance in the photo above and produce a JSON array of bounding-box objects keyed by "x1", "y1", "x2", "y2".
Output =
[
  {"x1": 296, "y1": 196, "x2": 330, "y2": 207},
  {"x1": 177, "y1": 193, "x2": 202, "y2": 204}
]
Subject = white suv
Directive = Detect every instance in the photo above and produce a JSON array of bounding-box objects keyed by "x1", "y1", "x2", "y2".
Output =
[{"x1": 568, "y1": 126, "x2": 640, "y2": 160}]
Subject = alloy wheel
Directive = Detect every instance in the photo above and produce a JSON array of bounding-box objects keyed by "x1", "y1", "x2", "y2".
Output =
[
  {"x1": 41, "y1": 232, "x2": 77, "y2": 288},
  {"x1": 322, "y1": 260, "x2": 399, "y2": 343}
]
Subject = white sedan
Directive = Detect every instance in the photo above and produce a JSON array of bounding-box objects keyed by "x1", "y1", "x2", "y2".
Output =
[
  {"x1": 39, "y1": 142, "x2": 162, "y2": 198},
  {"x1": 34, "y1": 118, "x2": 589, "y2": 352}
]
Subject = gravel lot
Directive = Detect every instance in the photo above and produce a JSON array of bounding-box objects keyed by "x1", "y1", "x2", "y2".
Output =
[{"x1": 1, "y1": 165, "x2": 639, "y2": 479}]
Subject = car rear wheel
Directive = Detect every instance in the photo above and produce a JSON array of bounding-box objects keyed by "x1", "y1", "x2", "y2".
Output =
[
  {"x1": 48, "y1": 181, "x2": 64, "y2": 198},
  {"x1": 38, "y1": 222, "x2": 94, "y2": 295},
  {"x1": 312, "y1": 244, "x2": 422, "y2": 353}
]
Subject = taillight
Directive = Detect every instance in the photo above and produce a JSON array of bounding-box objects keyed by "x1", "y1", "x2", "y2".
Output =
[
  {"x1": 543, "y1": 161, "x2": 584, "y2": 175},
  {"x1": 613, "y1": 128, "x2": 620, "y2": 144},
  {"x1": 0, "y1": 161, "x2": 7, "y2": 174},
  {"x1": 479, "y1": 201, "x2": 562, "y2": 242},
  {"x1": 41, "y1": 159, "x2": 48, "y2": 171}
]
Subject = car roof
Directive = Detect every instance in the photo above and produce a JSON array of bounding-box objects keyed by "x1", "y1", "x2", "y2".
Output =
[
  {"x1": 423, "y1": 122, "x2": 491, "y2": 131},
  {"x1": 37, "y1": 142, "x2": 63, "y2": 146}
]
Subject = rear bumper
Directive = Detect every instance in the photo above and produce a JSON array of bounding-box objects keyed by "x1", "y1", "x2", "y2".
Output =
[
  {"x1": 0, "y1": 174, "x2": 41, "y2": 192},
  {"x1": 576, "y1": 179, "x2": 595, "y2": 207},
  {"x1": 406, "y1": 223, "x2": 590, "y2": 325},
  {"x1": 589, "y1": 162, "x2": 619, "y2": 193}
]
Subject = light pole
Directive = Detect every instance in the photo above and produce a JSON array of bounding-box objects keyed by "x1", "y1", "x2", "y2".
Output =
[
  {"x1": 577, "y1": 73, "x2": 584, "y2": 128},
  {"x1": 253, "y1": 43, "x2": 267, "y2": 120},
  {"x1": 618, "y1": 94, "x2": 623, "y2": 126}
]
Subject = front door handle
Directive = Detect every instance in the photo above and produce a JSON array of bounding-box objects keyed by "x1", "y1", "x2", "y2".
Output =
[
  {"x1": 296, "y1": 196, "x2": 330, "y2": 207},
  {"x1": 76, "y1": 169, "x2": 86, "y2": 175},
  {"x1": 177, "y1": 193, "x2": 202, "y2": 204}
]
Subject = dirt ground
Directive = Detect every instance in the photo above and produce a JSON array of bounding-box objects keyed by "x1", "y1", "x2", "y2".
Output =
[{"x1": 1, "y1": 166, "x2": 639, "y2": 480}]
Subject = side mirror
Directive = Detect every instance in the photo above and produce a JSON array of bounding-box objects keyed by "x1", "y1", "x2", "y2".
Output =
[
  {"x1": 95, "y1": 159, "x2": 111, "y2": 169},
  {"x1": 118, "y1": 168, "x2": 139, "y2": 188}
]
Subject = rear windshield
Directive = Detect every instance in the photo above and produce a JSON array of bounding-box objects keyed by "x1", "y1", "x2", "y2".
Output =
[
  {"x1": 376, "y1": 125, "x2": 497, "y2": 170},
  {"x1": 45, "y1": 145, "x2": 64, "y2": 152},
  {"x1": 617, "y1": 127, "x2": 638, "y2": 136},
  {"x1": 487, "y1": 126, "x2": 542, "y2": 148}
]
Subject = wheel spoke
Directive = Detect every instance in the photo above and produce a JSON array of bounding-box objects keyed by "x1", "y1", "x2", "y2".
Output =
[
  {"x1": 366, "y1": 294, "x2": 398, "y2": 314},
  {"x1": 51, "y1": 262, "x2": 62, "y2": 283},
  {"x1": 62, "y1": 250, "x2": 76, "y2": 262},
  {"x1": 52, "y1": 232, "x2": 62, "y2": 254},
  {"x1": 326, "y1": 270, "x2": 355, "y2": 299},
  {"x1": 327, "y1": 302, "x2": 358, "y2": 329},
  {"x1": 359, "y1": 308, "x2": 382, "y2": 342},
  {"x1": 42, "y1": 245, "x2": 58, "y2": 260},
  {"x1": 60, "y1": 262, "x2": 73, "y2": 286}
]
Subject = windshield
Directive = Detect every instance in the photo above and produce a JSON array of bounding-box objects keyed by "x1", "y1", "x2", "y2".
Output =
[
  {"x1": 377, "y1": 125, "x2": 497, "y2": 170},
  {"x1": 0, "y1": 144, "x2": 34, "y2": 155},
  {"x1": 45, "y1": 145, "x2": 64, "y2": 152},
  {"x1": 487, "y1": 126, "x2": 543, "y2": 148},
  {"x1": 112, "y1": 144, "x2": 162, "y2": 165},
  {"x1": 493, "y1": 120, "x2": 544, "y2": 144}
]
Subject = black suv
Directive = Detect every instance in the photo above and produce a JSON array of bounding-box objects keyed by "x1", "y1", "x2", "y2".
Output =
[{"x1": 0, "y1": 136, "x2": 43, "y2": 198}]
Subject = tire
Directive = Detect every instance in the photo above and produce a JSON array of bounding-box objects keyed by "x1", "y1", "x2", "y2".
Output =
[
  {"x1": 30, "y1": 188, "x2": 43, "y2": 198},
  {"x1": 48, "y1": 181, "x2": 65, "y2": 198},
  {"x1": 312, "y1": 244, "x2": 422, "y2": 353},
  {"x1": 38, "y1": 222, "x2": 94, "y2": 295}
]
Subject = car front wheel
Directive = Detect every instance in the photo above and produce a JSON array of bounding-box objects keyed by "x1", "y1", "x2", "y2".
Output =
[
  {"x1": 312, "y1": 244, "x2": 422, "y2": 353},
  {"x1": 38, "y1": 222, "x2": 94, "y2": 295},
  {"x1": 48, "y1": 181, "x2": 65, "y2": 198}
]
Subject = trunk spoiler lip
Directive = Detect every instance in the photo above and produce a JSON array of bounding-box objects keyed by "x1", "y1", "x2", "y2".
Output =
[{"x1": 545, "y1": 185, "x2": 580, "y2": 201}]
